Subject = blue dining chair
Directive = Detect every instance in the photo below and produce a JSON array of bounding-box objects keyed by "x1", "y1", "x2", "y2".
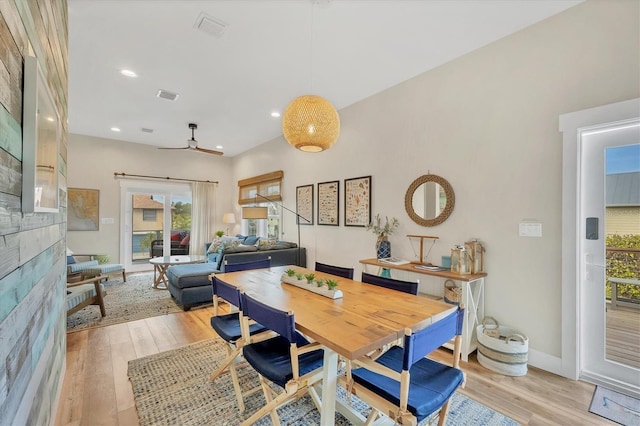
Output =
[
  {"x1": 239, "y1": 292, "x2": 325, "y2": 425},
  {"x1": 315, "y1": 261, "x2": 354, "y2": 279},
  {"x1": 209, "y1": 277, "x2": 270, "y2": 412},
  {"x1": 224, "y1": 256, "x2": 271, "y2": 272},
  {"x1": 341, "y1": 306, "x2": 465, "y2": 426},
  {"x1": 361, "y1": 271, "x2": 419, "y2": 295}
]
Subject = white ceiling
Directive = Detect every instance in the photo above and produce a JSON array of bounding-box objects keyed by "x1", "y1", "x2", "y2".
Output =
[{"x1": 68, "y1": 0, "x2": 582, "y2": 157}]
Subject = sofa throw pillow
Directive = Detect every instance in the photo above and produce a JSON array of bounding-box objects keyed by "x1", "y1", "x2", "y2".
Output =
[
  {"x1": 180, "y1": 235, "x2": 190, "y2": 246},
  {"x1": 207, "y1": 236, "x2": 242, "y2": 254},
  {"x1": 243, "y1": 235, "x2": 260, "y2": 246},
  {"x1": 171, "y1": 232, "x2": 182, "y2": 241},
  {"x1": 258, "y1": 239, "x2": 276, "y2": 249}
]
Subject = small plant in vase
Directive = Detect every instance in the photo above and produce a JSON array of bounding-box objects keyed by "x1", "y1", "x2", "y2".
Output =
[
  {"x1": 366, "y1": 213, "x2": 399, "y2": 259},
  {"x1": 285, "y1": 268, "x2": 296, "y2": 277},
  {"x1": 325, "y1": 279, "x2": 338, "y2": 290},
  {"x1": 295, "y1": 273, "x2": 304, "y2": 281},
  {"x1": 305, "y1": 273, "x2": 315, "y2": 284},
  {"x1": 315, "y1": 279, "x2": 324, "y2": 287},
  {"x1": 215, "y1": 230, "x2": 225, "y2": 238}
]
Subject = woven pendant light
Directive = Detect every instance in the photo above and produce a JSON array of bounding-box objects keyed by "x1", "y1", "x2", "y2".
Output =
[{"x1": 282, "y1": 95, "x2": 340, "y2": 152}]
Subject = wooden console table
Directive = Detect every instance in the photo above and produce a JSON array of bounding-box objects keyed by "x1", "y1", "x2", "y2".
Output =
[{"x1": 360, "y1": 258, "x2": 487, "y2": 361}]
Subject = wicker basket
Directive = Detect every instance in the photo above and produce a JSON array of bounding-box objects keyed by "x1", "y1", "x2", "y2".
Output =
[
  {"x1": 443, "y1": 279, "x2": 461, "y2": 305},
  {"x1": 477, "y1": 318, "x2": 528, "y2": 376}
]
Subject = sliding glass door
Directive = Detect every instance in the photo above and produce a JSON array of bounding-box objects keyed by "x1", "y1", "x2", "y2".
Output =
[{"x1": 120, "y1": 180, "x2": 191, "y2": 272}]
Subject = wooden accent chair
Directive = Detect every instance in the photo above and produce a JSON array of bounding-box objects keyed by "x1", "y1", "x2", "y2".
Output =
[
  {"x1": 66, "y1": 274, "x2": 108, "y2": 317},
  {"x1": 340, "y1": 307, "x2": 465, "y2": 426},
  {"x1": 315, "y1": 261, "x2": 354, "y2": 279},
  {"x1": 239, "y1": 292, "x2": 324, "y2": 425},
  {"x1": 361, "y1": 271, "x2": 419, "y2": 295},
  {"x1": 209, "y1": 277, "x2": 271, "y2": 412},
  {"x1": 223, "y1": 257, "x2": 271, "y2": 272}
]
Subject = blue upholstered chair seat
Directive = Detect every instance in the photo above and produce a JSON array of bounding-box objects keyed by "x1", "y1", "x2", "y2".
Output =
[
  {"x1": 351, "y1": 346, "x2": 464, "y2": 421},
  {"x1": 243, "y1": 334, "x2": 324, "y2": 388},
  {"x1": 66, "y1": 282, "x2": 106, "y2": 312},
  {"x1": 210, "y1": 312, "x2": 266, "y2": 342}
]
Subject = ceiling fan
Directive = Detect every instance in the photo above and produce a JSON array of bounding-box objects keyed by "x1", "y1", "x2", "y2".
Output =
[{"x1": 159, "y1": 123, "x2": 223, "y2": 156}]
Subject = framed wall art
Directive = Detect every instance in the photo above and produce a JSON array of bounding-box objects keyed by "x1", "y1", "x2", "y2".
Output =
[
  {"x1": 317, "y1": 180, "x2": 339, "y2": 226},
  {"x1": 296, "y1": 184, "x2": 314, "y2": 225},
  {"x1": 68, "y1": 188, "x2": 100, "y2": 231},
  {"x1": 344, "y1": 175, "x2": 372, "y2": 227}
]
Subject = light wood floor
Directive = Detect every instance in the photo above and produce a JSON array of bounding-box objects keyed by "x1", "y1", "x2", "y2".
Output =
[{"x1": 55, "y1": 307, "x2": 615, "y2": 426}]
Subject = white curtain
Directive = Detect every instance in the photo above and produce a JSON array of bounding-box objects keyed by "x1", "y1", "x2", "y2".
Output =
[{"x1": 190, "y1": 182, "x2": 216, "y2": 255}]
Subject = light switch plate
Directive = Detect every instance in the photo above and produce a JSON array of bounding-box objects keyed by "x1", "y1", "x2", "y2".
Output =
[
  {"x1": 519, "y1": 222, "x2": 542, "y2": 237},
  {"x1": 101, "y1": 217, "x2": 115, "y2": 225}
]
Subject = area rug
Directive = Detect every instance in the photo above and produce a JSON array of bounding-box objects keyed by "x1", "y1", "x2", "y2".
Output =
[
  {"x1": 589, "y1": 385, "x2": 640, "y2": 425},
  {"x1": 67, "y1": 272, "x2": 183, "y2": 332},
  {"x1": 128, "y1": 338, "x2": 519, "y2": 425}
]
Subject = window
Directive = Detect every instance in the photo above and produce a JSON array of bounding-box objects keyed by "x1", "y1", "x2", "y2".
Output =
[
  {"x1": 142, "y1": 209, "x2": 157, "y2": 221},
  {"x1": 238, "y1": 171, "x2": 283, "y2": 239},
  {"x1": 238, "y1": 170, "x2": 283, "y2": 205}
]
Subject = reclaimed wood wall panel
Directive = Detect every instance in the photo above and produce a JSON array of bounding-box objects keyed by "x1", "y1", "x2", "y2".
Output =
[
  {"x1": 0, "y1": 0, "x2": 68, "y2": 424},
  {"x1": 0, "y1": 12, "x2": 22, "y2": 123},
  {"x1": 0, "y1": 105, "x2": 22, "y2": 161}
]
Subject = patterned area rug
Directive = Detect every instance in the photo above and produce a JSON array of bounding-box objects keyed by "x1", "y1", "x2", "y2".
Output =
[
  {"x1": 589, "y1": 386, "x2": 640, "y2": 425},
  {"x1": 128, "y1": 338, "x2": 519, "y2": 425},
  {"x1": 67, "y1": 272, "x2": 184, "y2": 332}
]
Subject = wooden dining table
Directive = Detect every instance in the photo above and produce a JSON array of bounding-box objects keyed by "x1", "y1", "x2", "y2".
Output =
[{"x1": 214, "y1": 265, "x2": 457, "y2": 425}]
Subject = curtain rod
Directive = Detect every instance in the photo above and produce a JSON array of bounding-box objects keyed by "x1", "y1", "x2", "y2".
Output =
[{"x1": 113, "y1": 172, "x2": 218, "y2": 184}]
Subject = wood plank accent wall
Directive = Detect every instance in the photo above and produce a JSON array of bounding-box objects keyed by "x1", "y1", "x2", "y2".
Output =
[{"x1": 0, "y1": 1, "x2": 68, "y2": 425}]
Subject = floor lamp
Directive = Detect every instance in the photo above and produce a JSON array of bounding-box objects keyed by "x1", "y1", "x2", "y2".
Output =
[{"x1": 241, "y1": 194, "x2": 310, "y2": 266}]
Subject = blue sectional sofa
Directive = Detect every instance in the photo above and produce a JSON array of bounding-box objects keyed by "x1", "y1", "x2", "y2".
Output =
[{"x1": 166, "y1": 235, "x2": 306, "y2": 310}]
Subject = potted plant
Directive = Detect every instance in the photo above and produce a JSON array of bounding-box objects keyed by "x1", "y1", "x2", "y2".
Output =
[
  {"x1": 325, "y1": 279, "x2": 338, "y2": 290},
  {"x1": 215, "y1": 230, "x2": 225, "y2": 238},
  {"x1": 280, "y1": 273, "x2": 343, "y2": 299},
  {"x1": 366, "y1": 213, "x2": 399, "y2": 258}
]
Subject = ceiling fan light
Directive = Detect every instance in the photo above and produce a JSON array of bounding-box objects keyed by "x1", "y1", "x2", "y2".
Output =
[{"x1": 282, "y1": 95, "x2": 340, "y2": 152}]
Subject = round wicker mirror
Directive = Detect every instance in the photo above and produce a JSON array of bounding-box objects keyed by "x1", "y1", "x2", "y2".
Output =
[{"x1": 404, "y1": 174, "x2": 455, "y2": 226}]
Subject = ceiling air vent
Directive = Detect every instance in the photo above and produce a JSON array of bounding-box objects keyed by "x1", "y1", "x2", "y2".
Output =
[
  {"x1": 156, "y1": 89, "x2": 179, "y2": 101},
  {"x1": 141, "y1": 128, "x2": 154, "y2": 133},
  {"x1": 194, "y1": 12, "x2": 228, "y2": 38}
]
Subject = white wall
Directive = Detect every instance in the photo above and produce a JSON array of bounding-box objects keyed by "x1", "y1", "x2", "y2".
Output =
[
  {"x1": 232, "y1": 0, "x2": 639, "y2": 369},
  {"x1": 67, "y1": 0, "x2": 639, "y2": 374},
  {"x1": 67, "y1": 134, "x2": 234, "y2": 263}
]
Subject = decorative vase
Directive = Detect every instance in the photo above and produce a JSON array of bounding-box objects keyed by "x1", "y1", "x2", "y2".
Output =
[{"x1": 376, "y1": 237, "x2": 391, "y2": 259}]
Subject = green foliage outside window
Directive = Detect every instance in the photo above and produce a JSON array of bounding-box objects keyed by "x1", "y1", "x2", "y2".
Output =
[
  {"x1": 606, "y1": 234, "x2": 640, "y2": 301},
  {"x1": 172, "y1": 201, "x2": 192, "y2": 230}
]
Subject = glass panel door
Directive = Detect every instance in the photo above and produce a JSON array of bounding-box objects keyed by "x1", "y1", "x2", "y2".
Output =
[
  {"x1": 121, "y1": 181, "x2": 191, "y2": 272},
  {"x1": 581, "y1": 120, "x2": 639, "y2": 397}
]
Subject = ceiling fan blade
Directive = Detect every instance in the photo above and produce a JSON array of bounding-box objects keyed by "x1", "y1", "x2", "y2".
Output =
[
  {"x1": 194, "y1": 146, "x2": 224, "y2": 156},
  {"x1": 158, "y1": 146, "x2": 189, "y2": 150}
]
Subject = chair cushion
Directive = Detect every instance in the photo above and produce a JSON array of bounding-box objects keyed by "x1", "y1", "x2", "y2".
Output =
[
  {"x1": 351, "y1": 346, "x2": 464, "y2": 422},
  {"x1": 243, "y1": 334, "x2": 324, "y2": 388},
  {"x1": 66, "y1": 282, "x2": 105, "y2": 312},
  {"x1": 210, "y1": 312, "x2": 266, "y2": 342},
  {"x1": 67, "y1": 260, "x2": 99, "y2": 273},
  {"x1": 83, "y1": 263, "x2": 124, "y2": 277}
]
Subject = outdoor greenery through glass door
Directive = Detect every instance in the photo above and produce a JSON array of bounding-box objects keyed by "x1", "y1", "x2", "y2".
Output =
[{"x1": 131, "y1": 194, "x2": 192, "y2": 262}]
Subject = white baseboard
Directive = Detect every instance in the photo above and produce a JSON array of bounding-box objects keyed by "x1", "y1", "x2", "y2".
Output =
[{"x1": 527, "y1": 348, "x2": 563, "y2": 377}]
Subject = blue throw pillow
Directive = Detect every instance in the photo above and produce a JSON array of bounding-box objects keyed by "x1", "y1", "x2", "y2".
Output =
[
  {"x1": 67, "y1": 255, "x2": 76, "y2": 265},
  {"x1": 243, "y1": 235, "x2": 260, "y2": 246}
]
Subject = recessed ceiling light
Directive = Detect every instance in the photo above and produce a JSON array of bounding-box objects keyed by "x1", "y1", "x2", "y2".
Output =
[
  {"x1": 271, "y1": 111, "x2": 281, "y2": 118},
  {"x1": 216, "y1": 145, "x2": 223, "y2": 150},
  {"x1": 110, "y1": 127, "x2": 121, "y2": 132},
  {"x1": 46, "y1": 117, "x2": 54, "y2": 122},
  {"x1": 120, "y1": 69, "x2": 138, "y2": 78}
]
